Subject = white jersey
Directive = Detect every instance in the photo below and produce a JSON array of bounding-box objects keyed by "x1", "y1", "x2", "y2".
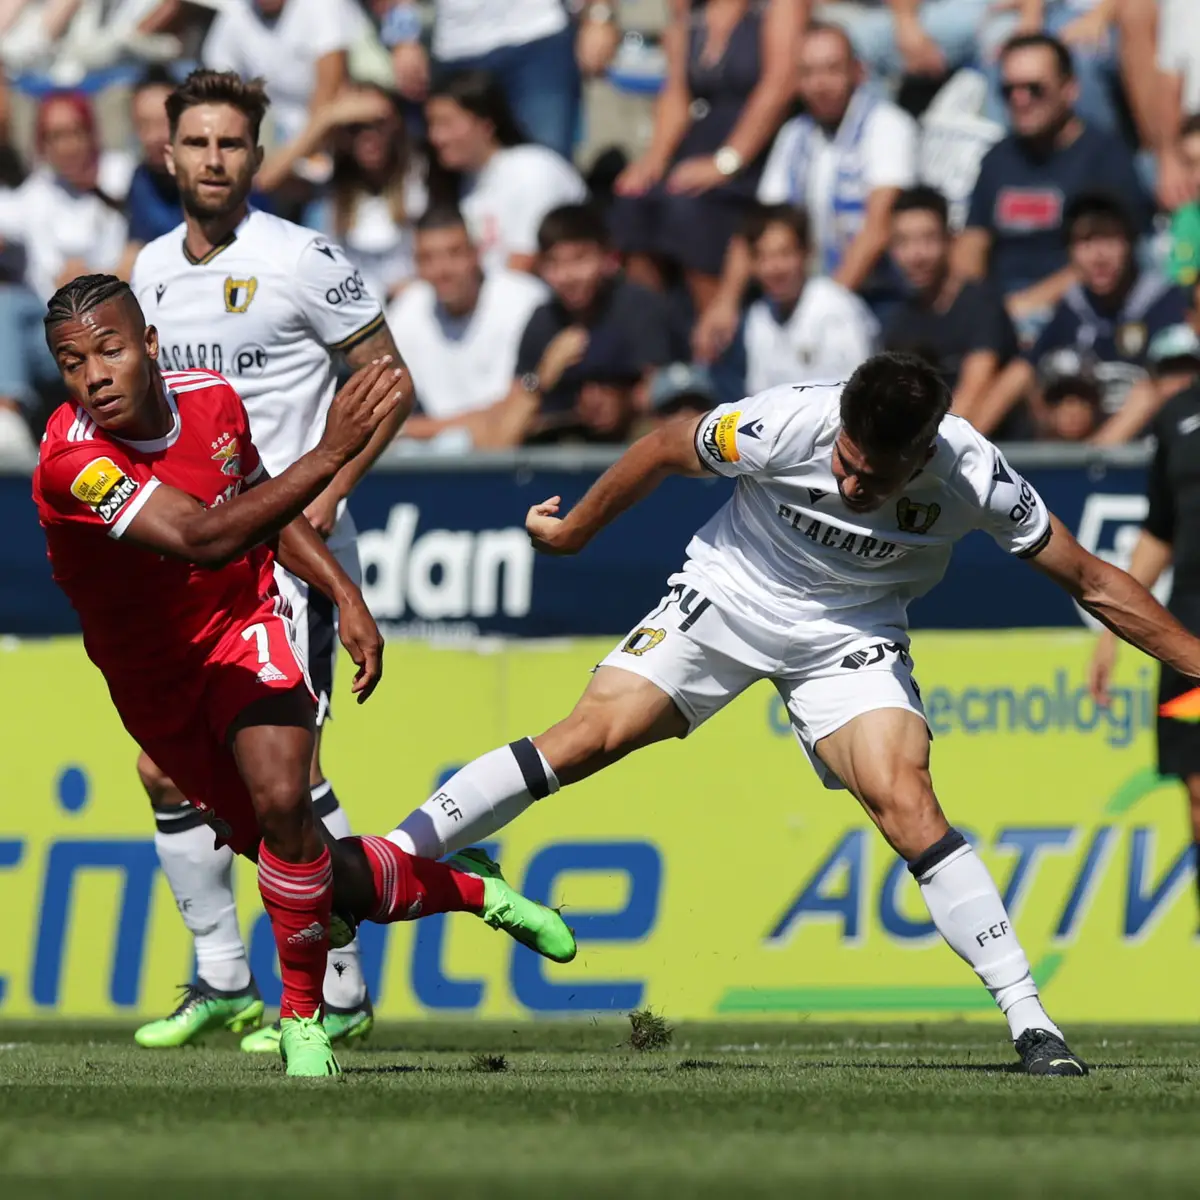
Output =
[
  {"x1": 744, "y1": 278, "x2": 878, "y2": 397},
  {"x1": 461, "y1": 145, "x2": 588, "y2": 272},
  {"x1": 686, "y1": 382, "x2": 1050, "y2": 647},
  {"x1": 131, "y1": 210, "x2": 385, "y2": 478},
  {"x1": 434, "y1": 0, "x2": 568, "y2": 60},
  {"x1": 386, "y1": 268, "x2": 547, "y2": 420}
]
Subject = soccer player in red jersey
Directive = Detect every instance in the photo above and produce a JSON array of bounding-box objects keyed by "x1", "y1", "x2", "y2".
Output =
[{"x1": 34, "y1": 274, "x2": 576, "y2": 1076}]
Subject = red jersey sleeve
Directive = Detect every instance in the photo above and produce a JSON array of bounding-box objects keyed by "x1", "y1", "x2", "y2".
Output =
[
  {"x1": 236, "y1": 398, "x2": 265, "y2": 485},
  {"x1": 37, "y1": 437, "x2": 159, "y2": 539}
]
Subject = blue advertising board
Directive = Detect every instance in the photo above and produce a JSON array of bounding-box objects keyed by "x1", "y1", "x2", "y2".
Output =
[{"x1": 0, "y1": 447, "x2": 1153, "y2": 637}]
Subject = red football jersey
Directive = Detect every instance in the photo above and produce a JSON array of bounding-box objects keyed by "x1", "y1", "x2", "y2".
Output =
[{"x1": 34, "y1": 370, "x2": 280, "y2": 716}]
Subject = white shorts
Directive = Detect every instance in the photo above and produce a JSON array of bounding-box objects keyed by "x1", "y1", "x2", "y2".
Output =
[
  {"x1": 273, "y1": 509, "x2": 361, "y2": 726},
  {"x1": 598, "y1": 577, "x2": 927, "y2": 789}
]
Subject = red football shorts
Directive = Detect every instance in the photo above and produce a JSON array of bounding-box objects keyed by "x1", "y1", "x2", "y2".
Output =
[{"x1": 121, "y1": 605, "x2": 315, "y2": 855}]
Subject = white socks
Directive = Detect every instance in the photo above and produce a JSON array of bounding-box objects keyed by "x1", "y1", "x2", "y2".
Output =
[
  {"x1": 388, "y1": 738, "x2": 560, "y2": 860},
  {"x1": 912, "y1": 830, "x2": 1062, "y2": 1042},
  {"x1": 154, "y1": 813, "x2": 252, "y2": 994},
  {"x1": 316, "y1": 788, "x2": 367, "y2": 1012}
]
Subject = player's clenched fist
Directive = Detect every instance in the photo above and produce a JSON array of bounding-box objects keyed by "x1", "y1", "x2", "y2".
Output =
[
  {"x1": 527, "y1": 496, "x2": 578, "y2": 556},
  {"x1": 320, "y1": 357, "x2": 405, "y2": 464}
]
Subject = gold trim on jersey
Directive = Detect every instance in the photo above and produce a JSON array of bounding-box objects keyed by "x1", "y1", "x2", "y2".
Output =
[
  {"x1": 182, "y1": 231, "x2": 238, "y2": 266},
  {"x1": 328, "y1": 311, "x2": 386, "y2": 353}
]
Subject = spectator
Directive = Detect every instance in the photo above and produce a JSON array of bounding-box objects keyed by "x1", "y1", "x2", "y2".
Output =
[
  {"x1": 203, "y1": 0, "x2": 362, "y2": 148},
  {"x1": 383, "y1": 0, "x2": 621, "y2": 159},
  {"x1": 0, "y1": 0, "x2": 186, "y2": 75},
  {"x1": 386, "y1": 206, "x2": 546, "y2": 445},
  {"x1": 1155, "y1": 0, "x2": 1200, "y2": 211},
  {"x1": 0, "y1": 70, "x2": 23, "y2": 189},
  {"x1": 815, "y1": 0, "x2": 988, "y2": 82},
  {"x1": 1041, "y1": 368, "x2": 1104, "y2": 441},
  {"x1": 970, "y1": 192, "x2": 1187, "y2": 437},
  {"x1": 529, "y1": 342, "x2": 718, "y2": 446},
  {"x1": 979, "y1": 1, "x2": 1123, "y2": 139},
  {"x1": 124, "y1": 67, "x2": 181, "y2": 259},
  {"x1": 609, "y1": 0, "x2": 797, "y2": 314},
  {"x1": 561, "y1": 353, "x2": 645, "y2": 444},
  {"x1": 271, "y1": 85, "x2": 427, "y2": 304},
  {"x1": 0, "y1": 91, "x2": 127, "y2": 302},
  {"x1": 695, "y1": 22, "x2": 917, "y2": 361},
  {"x1": 0, "y1": 242, "x2": 42, "y2": 460},
  {"x1": 648, "y1": 361, "x2": 721, "y2": 419},
  {"x1": 424, "y1": 70, "x2": 587, "y2": 275},
  {"x1": 1168, "y1": 115, "x2": 1200, "y2": 288},
  {"x1": 1114, "y1": 0, "x2": 1160, "y2": 165},
  {"x1": 884, "y1": 185, "x2": 1015, "y2": 417},
  {"x1": 1093, "y1": 322, "x2": 1200, "y2": 444},
  {"x1": 1148, "y1": 324, "x2": 1200, "y2": 387},
  {"x1": 954, "y1": 33, "x2": 1147, "y2": 334},
  {"x1": 741, "y1": 204, "x2": 877, "y2": 395},
  {"x1": 488, "y1": 203, "x2": 675, "y2": 446}
]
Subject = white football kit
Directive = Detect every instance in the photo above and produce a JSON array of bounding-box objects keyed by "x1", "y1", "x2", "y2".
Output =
[
  {"x1": 131, "y1": 210, "x2": 386, "y2": 721},
  {"x1": 601, "y1": 381, "x2": 1051, "y2": 786}
]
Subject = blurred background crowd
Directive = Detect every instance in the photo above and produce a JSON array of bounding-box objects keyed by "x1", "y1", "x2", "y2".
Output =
[{"x1": 2, "y1": 0, "x2": 1200, "y2": 464}]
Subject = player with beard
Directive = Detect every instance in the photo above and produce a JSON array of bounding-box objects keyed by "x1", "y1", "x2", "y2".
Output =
[
  {"x1": 387, "y1": 352, "x2": 1200, "y2": 1076},
  {"x1": 128, "y1": 71, "x2": 400, "y2": 1053}
]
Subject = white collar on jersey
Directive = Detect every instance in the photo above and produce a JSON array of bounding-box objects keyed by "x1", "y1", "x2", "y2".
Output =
[{"x1": 110, "y1": 387, "x2": 182, "y2": 453}]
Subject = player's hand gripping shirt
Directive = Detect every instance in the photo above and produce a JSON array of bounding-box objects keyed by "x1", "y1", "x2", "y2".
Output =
[
  {"x1": 687, "y1": 381, "x2": 1051, "y2": 637},
  {"x1": 33, "y1": 372, "x2": 277, "y2": 705},
  {"x1": 130, "y1": 210, "x2": 385, "y2": 478}
]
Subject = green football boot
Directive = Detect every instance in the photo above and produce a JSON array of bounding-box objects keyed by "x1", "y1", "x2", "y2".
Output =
[
  {"x1": 324, "y1": 993, "x2": 374, "y2": 1045},
  {"x1": 134, "y1": 981, "x2": 264, "y2": 1048},
  {"x1": 241, "y1": 994, "x2": 374, "y2": 1053},
  {"x1": 278, "y1": 1013, "x2": 341, "y2": 1077},
  {"x1": 449, "y1": 847, "x2": 577, "y2": 963},
  {"x1": 240, "y1": 1019, "x2": 283, "y2": 1054}
]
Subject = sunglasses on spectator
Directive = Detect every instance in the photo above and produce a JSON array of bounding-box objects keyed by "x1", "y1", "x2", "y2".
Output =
[{"x1": 1001, "y1": 80, "x2": 1049, "y2": 102}]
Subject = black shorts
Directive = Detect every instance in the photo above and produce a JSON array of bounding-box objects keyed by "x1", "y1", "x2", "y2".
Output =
[{"x1": 1157, "y1": 599, "x2": 1200, "y2": 778}]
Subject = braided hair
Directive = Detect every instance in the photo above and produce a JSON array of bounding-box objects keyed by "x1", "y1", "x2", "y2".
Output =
[{"x1": 44, "y1": 274, "x2": 139, "y2": 338}]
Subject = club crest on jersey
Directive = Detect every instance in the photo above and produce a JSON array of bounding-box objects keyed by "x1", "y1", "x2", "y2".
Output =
[
  {"x1": 223, "y1": 276, "x2": 258, "y2": 313},
  {"x1": 895, "y1": 497, "x2": 941, "y2": 535},
  {"x1": 623, "y1": 627, "x2": 666, "y2": 656},
  {"x1": 1116, "y1": 321, "x2": 1147, "y2": 358},
  {"x1": 211, "y1": 438, "x2": 241, "y2": 477},
  {"x1": 701, "y1": 411, "x2": 741, "y2": 464},
  {"x1": 69, "y1": 456, "x2": 138, "y2": 524}
]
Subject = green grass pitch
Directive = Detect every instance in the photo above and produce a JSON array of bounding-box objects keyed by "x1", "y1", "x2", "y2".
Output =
[{"x1": 2, "y1": 1021, "x2": 1199, "y2": 1199}]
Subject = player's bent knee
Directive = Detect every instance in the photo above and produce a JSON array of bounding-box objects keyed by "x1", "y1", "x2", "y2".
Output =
[
  {"x1": 136, "y1": 752, "x2": 181, "y2": 809},
  {"x1": 247, "y1": 779, "x2": 312, "y2": 848}
]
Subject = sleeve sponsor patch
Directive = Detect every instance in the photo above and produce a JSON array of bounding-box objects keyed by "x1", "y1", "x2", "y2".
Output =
[
  {"x1": 69, "y1": 457, "x2": 139, "y2": 524},
  {"x1": 701, "y1": 410, "x2": 742, "y2": 464}
]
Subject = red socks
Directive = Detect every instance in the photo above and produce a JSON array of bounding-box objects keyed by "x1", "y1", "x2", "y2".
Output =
[
  {"x1": 257, "y1": 843, "x2": 332, "y2": 1019},
  {"x1": 354, "y1": 835, "x2": 484, "y2": 922}
]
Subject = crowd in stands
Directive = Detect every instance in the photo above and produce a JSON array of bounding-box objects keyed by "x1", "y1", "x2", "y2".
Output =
[{"x1": 3, "y1": 0, "x2": 1200, "y2": 465}]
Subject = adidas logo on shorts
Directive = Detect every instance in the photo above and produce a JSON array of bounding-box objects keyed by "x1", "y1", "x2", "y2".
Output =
[{"x1": 257, "y1": 661, "x2": 288, "y2": 683}]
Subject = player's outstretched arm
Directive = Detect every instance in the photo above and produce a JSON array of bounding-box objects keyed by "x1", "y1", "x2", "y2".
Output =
[
  {"x1": 1030, "y1": 513, "x2": 1200, "y2": 678},
  {"x1": 1088, "y1": 528, "x2": 1173, "y2": 705},
  {"x1": 527, "y1": 415, "x2": 708, "y2": 555},
  {"x1": 276, "y1": 515, "x2": 384, "y2": 703},
  {"x1": 121, "y1": 360, "x2": 403, "y2": 568}
]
